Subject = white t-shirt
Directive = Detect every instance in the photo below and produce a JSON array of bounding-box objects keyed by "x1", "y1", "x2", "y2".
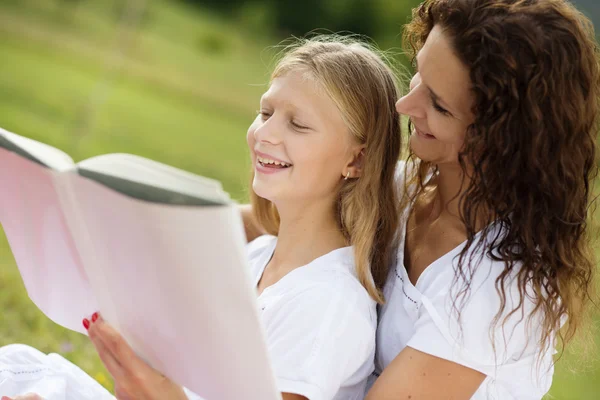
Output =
[
  {"x1": 247, "y1": 235, "x2": 377, "y2": 400},
  {"x1": 368, "y1": 161, "x2": 556, "y2": 399}
]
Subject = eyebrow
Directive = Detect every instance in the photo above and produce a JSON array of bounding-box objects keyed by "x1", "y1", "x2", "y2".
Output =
[
  {"x1": 260, "y1": 94, "x2": 318, "y2": 127},
  {"x1": 414, "y1": 55, "x2": 457, "y2": 116},
  {"x1": 260, "y1": 94, "x2": 299, "y2": 112}
]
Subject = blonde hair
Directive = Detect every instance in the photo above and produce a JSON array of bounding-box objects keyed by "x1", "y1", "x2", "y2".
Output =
[{"x1": 250, "y1": 35, "x2": 402, "y2": 303}]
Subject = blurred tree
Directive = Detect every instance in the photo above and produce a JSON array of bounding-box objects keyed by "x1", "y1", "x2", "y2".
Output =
[
  {"x1": 266, "y1": 0, "x2": 330, "y2": 36},
  {"x1": 264, "y1": 0, "x2": 377, "y2": 37},
  {"x1": 181, "y1": 0, "x2": 247, "y2": 12},
  {"x1": 180, "y1": 0, "x2": 416, "y2": 40},
  {"x1": 572, "y1": 0, "x2": 599, "y2": 29}
]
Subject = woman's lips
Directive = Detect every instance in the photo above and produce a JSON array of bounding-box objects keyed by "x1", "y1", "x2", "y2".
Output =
[{"x1": 415, "y1": 126, "x2": 436, "y2": 139}]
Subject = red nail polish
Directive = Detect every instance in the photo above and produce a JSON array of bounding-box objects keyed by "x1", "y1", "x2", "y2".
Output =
[
  {"x1": 83, "y1": 318, "x2": 90, "y2": 330},
  {"x1": 92, "y1": 312, "x2": 98, "y2": 323}
]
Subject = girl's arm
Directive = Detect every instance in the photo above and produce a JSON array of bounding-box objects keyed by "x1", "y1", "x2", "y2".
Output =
[
  {"x1": 365, "y1": 347, "x2": 485, "y2": 400},
  {"x1": 87, "y1": 313, "x2": 307, "y2": 400}
]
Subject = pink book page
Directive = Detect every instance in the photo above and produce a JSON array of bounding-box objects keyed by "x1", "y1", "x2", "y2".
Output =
[
  {"x1": 0, "y1": 149, "x2": 97, "y2": 333},
  {"x1": 59, "y1": 173, "x2": 280, "y2": 400}
]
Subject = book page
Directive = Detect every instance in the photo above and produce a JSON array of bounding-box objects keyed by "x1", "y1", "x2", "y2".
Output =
[
  {"x1": 59, "y1": 174, "x2": 280, "y2": 400},
  {"x1": 0, "y1": 127, "x2": 74, "y2": 171},
  {"x1": 76, "y1": 154, "x2": 231, "y2": 206},
  {"x1": 0, "y1": 149, "x2": 97, "y2": 333}
]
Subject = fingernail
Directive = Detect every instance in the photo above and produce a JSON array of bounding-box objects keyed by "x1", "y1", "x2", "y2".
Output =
[
  {"x1": 2, "y1": 396, "x2": 11, "y2": 400},
  {"x1": 92, "y1": 312, "x2": 99, "y2": 323},
  {"x1": 83, "y1": 318, "x2": 90, "y2": 330}
]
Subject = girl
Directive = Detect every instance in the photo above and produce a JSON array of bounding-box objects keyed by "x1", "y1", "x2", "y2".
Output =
[{"x1": 1, "y1": 36, "x2": 402, "y2": 400}]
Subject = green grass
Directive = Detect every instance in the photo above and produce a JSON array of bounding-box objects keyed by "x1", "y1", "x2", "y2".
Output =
[{"x1": 0, "y1": 1, "x2": 598, "y2": 398}]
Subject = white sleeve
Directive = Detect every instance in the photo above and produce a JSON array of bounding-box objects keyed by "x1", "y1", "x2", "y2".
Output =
[
  {"x1": 407, "y1": 269, "x2": 545, "y2": 378},
  {"x1": 262, "y1": 281, "x2": 375, "y2": 400},
  {"x1": 246, "y1": 234, "x2": 276, "y2": 257}
]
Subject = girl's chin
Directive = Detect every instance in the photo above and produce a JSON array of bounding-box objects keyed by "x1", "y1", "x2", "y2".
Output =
[{"x1": 251, "y1": 184, "x2": 277, "y2": 203}]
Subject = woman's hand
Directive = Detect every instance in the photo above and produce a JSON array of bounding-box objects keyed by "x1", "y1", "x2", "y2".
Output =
[{"x1": 85, "y1": 312, "x2": 188, "y2": 400}]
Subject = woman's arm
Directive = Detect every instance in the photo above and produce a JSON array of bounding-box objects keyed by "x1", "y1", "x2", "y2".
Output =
[
  {"x1": 365, "y1": 347, "x2": 486, "y2": 400},
  {"x1": 239, "y1": 204, "x2": 264, "y2": 242}
]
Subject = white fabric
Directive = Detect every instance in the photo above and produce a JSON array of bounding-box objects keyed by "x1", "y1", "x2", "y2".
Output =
[
  {"x1": 0, "y1": 344, "x2": 114, "y2": 400},
  {"x1": 247, "y1": 235, "x2": 377, "y2": 400},
  {"x1": 368, "y1": 161, "x2": 556, "y2": 399}
]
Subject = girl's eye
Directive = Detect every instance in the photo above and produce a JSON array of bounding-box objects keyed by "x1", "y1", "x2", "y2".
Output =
[
  {"x1": 290, "y1": 120, "x2": 310, "y2": 130},
  {"x1": 258, "y1": 110, "x2": 272, "y2": 120}
]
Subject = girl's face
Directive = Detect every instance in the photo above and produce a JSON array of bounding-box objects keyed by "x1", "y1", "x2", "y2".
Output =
[
  {"x1": 395, "y1": 25, "x2": 475, "y2": 166},
  {"x1": 247, "y1": 70, "x2": 362, "y2": 206}
]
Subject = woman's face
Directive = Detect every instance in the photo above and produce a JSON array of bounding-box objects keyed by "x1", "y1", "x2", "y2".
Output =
[{"x1": 395, "y1": 25, "x2": 475, "y2": 166}]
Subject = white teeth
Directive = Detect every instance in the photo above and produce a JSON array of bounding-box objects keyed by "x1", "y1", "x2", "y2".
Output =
[{"x1": 257, "y1": 156, "x2": 291, "y2": 167}]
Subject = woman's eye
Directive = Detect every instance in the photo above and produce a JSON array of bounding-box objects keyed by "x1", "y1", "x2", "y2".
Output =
[
  {"x1": 429, "y1": 95, "x2": 451, "y2": 116},
  {"x1": 433, "y1": 102, "x2": 450, "y2": 115}
]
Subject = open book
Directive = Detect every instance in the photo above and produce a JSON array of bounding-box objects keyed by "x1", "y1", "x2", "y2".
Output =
[{"x1": 0, "y1": 127, "x2": 280, "y2": 400}]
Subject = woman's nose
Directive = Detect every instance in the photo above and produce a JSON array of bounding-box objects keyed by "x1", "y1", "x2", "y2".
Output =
[{"x1": 395, "y1": 73, "x2": 426, "y2": 119}]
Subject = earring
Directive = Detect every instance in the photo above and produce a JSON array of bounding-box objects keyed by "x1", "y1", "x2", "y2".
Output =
[{"x1": 344, "y1": 171, "x2": 350, "y2": 180}]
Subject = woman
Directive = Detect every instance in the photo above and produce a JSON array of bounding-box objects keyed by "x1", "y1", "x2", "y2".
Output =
[
  {"x1": 1, "y1": 36, "x2": 402, "y2": 400},
  {"x1": 369, "y1": 0, "x2": 598, "y2": 398}
]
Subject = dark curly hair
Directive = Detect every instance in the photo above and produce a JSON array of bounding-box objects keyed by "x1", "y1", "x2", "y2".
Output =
[{"x1": 403, "y1": 0, "x2": 599, "y2": 359}]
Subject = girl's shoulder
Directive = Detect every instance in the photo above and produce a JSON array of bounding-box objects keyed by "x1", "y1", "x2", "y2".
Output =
[{"x1": 246, "y1": 234, "x2": 277, "y2": 259}]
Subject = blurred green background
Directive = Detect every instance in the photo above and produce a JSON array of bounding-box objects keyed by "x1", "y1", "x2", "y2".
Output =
[{"x1": 0, "y1": 0, "x2": 598, "y2": 398}]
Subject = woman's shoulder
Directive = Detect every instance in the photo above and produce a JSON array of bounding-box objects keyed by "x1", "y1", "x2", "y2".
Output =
[
  {"x1": 414, "y1": 228, "x2": 547, "y2": 365},
  {"x1": 418, "y1": 224, "x2": 528, "y2": 300}
]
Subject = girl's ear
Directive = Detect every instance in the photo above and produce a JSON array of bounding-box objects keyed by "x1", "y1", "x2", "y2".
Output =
[{"x1": 343, "y1": 147, "x2": 365, "y2": 179}]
